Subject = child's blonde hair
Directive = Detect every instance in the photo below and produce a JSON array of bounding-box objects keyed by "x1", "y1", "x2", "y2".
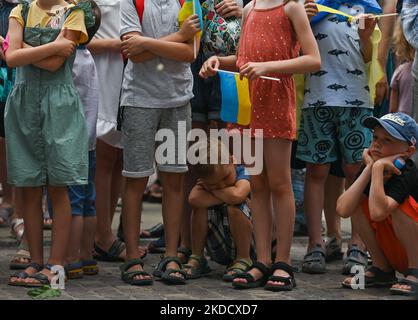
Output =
[
  {"x1": 193, "y1": 138, "x2": 231, "y2": 179},
  {"x1": 393, "y1": 19, "x2": 415, "y2": 62}
]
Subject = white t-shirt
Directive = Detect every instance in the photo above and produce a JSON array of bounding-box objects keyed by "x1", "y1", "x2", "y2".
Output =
[{"x1": 92, "y1": 0, "x2": 124, "y2": 148}]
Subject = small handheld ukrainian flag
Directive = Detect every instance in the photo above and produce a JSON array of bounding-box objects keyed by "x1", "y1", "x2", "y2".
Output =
[
  {"x1": 219, "y1": 72, "x2": 251, "y2": 126},
  {"x1": 178, "y1": 0, "x2": 204, "y2": 37}
]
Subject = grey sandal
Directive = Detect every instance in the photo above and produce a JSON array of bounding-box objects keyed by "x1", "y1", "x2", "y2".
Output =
[
  {"x1": 8, "y1": 262, "x2": 43, "y2": 287},
  {"x1": 183, "y1": 254, "x2": 211, "y2": 279},
  {"x1": 342, "y1": 244, "x2": 368, "y2": 275},
  {"x1": 302, "y1": 244, "x2": 326, "y2": 274},
  {"x1": 390, "y1": 268, "x2": 418, "y2": 296}
]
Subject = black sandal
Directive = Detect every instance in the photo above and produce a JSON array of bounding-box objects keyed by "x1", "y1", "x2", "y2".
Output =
[
  {"x1": 153, "y1": 256, "x2": 187, "y2": 285},
  {"x1": 120, "y1": 258, "x2": 153, "y2": 286},
  {"x1": 390, "y1": 268, "x2": 418, "y2": 296},
  {"x1": 265, "y1": 262, "x2": 297, "y2": 292},
  {"x1": 93, "y1": 240, "x2": 126, "y2": 262},
  {"x1": 232, "y1": 261, "x2": 271, "y2": 289},
  {"x1": 342, "y1": 266, "x2": 397, "y2": 289},
  {"x1": 8, "y1": 262, "x2": 43, "y2": 287}
]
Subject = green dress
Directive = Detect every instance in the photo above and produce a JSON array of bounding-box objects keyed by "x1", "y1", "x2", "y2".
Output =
[{"x1": 4, "y1": 1, "x2": 92, "y2": 186}]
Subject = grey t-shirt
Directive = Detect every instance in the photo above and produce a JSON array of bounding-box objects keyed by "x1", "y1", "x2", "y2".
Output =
[
  {"x1": 120, "y1": 0, "x2": 194, "y2": 108},
  {"x1": 413, "y1": 51, "x2": 418, "y2": 80},
  {"x1": 303, "y1": 4, "x2": 372, "y2": 109}
]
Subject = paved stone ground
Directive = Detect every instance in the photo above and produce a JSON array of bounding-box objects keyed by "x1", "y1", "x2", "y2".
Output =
[{"x1": 0, "y1": 202, "x2": 411, "y2": 300}]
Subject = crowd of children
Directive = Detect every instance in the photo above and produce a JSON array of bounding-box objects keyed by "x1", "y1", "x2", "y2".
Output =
[{"x1": 0, "y1": 0, "x2": 416, "y2": 296}]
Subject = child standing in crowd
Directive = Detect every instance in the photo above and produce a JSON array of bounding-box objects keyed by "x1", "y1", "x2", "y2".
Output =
[
  {"x1": 64, "y1": 0, "x2": 101, "y2": 279},
  {"x1": 87, "y1": 0, "x2": 129, "y2": 262},
  {"x1": 297, "y1": 0, "x2": 381, "y2": 275},
  {"x1": 200, "y1": 0, "x2": 320, "y2": 291},
  {"x1": 389, "y1": 19, "x2": 415, "y2": 116},
  {"x1": 185, "y1": 139, "x2": 255, "y2": 283},
  {"x1": 118, "y1": 0, "x2": 200, "y2": 285},
  {"x1": 338, "y1": 113, "x2": 418, "y2": 297},
  {"x1": 6, "y1": 0, "x2": 93, "y2": 286},
  {"x1": 178, "y1": 0, "x2": 243, "y2": 265}
]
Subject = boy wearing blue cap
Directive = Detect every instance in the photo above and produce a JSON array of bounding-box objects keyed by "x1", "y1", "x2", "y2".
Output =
[{"x1": 337, "y1": 112, "x2": 418, "y2": 296}]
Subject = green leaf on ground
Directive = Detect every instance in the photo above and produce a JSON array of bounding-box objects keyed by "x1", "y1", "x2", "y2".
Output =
[{"x1": 27, "y1": 286, "x2": 61, "y2": 299}]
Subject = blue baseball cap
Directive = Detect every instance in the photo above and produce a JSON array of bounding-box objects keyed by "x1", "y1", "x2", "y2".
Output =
[{"x1": 362, "y1": 113, "x2": 418, "y2": 146}]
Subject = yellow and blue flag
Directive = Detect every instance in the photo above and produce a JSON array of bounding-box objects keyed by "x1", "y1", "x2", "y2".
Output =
[
  {"x1": 219, "y1": 72, "x2": 251, "y2": 126},
  {"x1": 178, "y1": 0, "x2": 204, "y2": 38}
]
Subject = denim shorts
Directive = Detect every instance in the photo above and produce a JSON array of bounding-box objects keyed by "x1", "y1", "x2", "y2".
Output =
[
  {"x1": 49, "y1": 150, "x2": 96, "y2": 217},
  {"x1": 67, "y1": 150, "x2": 96, "y2": 217}
]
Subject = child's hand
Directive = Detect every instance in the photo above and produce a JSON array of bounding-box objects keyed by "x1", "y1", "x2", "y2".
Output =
[
  {"x1": 215, "y1": 0, "x2": 242, "y2": 19},
  {"x1": 178, "y1": 14, "x2": 201, "y2": 42},
  {"x1": 373, "y1": 153, "x2": 408, "y2": 177},
  {"x1": 239, "y1": 62, "x2": 269, "y2": 80},
  {"x1": 121, "y1": 34, "x2": 148, "y2": 57},
  {"x1": 304, "y1": 0, "x2": 319, "y2": 20},
  {"x1": 55, "y1": 28, "x2": 76, "y2": 57},
  {"x1": 362, "y1": 148, "x2": 375, "y2": 167},
  {"x1": 199, "y1": 56, "x2": 220, "y2": 78},
  {"x1": 355, "y1": 14, "x2": 377, "y2": 40}
]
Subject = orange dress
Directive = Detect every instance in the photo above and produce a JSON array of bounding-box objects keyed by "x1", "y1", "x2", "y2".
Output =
[{"x1": 235, "y1": 1, "x2": 300, "y2": 139}]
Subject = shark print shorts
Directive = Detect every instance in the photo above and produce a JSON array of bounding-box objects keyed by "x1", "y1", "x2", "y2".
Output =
[{"x1": 296, "y1": 106, "x2": 373, "y2": 164}]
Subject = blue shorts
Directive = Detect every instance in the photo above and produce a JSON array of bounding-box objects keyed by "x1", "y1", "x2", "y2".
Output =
[
  {"x1": 68, "y1": 150, "x2": 96, "y2": 217},
  {"x1": 296, "y1": 107, "x2": 373, "y2": 164},
  {"x1": 48, "y1": 150, "x2": 96, "y2": 217}
]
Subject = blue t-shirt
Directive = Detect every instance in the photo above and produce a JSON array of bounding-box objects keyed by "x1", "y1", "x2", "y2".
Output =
[{"x1": 235, "y1": 165, "x2": 250, "y2": 183}]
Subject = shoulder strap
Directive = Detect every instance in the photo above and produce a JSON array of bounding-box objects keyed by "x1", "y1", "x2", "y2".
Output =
[
  {"x1": 134, "y1": 0, "x2": 185, "y2": 24},
  {"x1": 133, "y1": 0, "x2": 145, "y2": 24},
  {"x1": 19, "y1": 0, "x2": 31, "y2": 28}
]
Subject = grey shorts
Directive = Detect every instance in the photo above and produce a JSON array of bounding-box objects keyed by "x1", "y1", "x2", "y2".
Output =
[{"x1": 121, "y1": 104, "x2": 192, "y2": 178}]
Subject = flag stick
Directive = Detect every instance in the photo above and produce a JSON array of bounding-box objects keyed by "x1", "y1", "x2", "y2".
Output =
[
  {"x1": 372, "y1": 12, "x2": 399, "y2": 19},
  {"x1": 193, "y1": 0, "x2": 197, "y2": 59},
  {"x1": 216, "y1": 69, "x2": 281, "y2": 82}
]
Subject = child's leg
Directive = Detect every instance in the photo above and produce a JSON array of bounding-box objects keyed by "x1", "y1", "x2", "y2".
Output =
[
  {"x1": 391, "y1": 208, "x2": 418, "y2": 289},
  {"x1": 233, "y1": 167, "x2": 272, "y2": 284},
  {"x1": 227, "y1": 205, "x2": 252, "y2": 260},
  {"x1": 324, "y1": 174, "x2": 344, "y2": 242},
  {"x1": 343, "y1": 163, "x2": 366, "y2": 250},
  {"x1": 342, "y1": 205, "x2": 392, "y2": 286},
  {"x1": 80, "y1": 216, "x2": 96, "y2": 261},
  {"x1": 65, "y1": 215, "x2": 83, "y2": 264},
  {"x1": 190, "y1": 207, "x2": 208, "y2": 257},
  {"x1": 94, "y1": 139, "x2": 122, "y2": 252},
  {"x1": 25, "y1": 186, "x2": 72, "y2": 285},
  {"x1": 305, "y1": 162, "x2": 330, "y2": 248},
  {"x1": 122, "y1": 176, "x2": 148, "y2": 278},
  {"x1": 9, "y1": 187, "x2": 43, "y2": 284},
  {"x1": 159, "y1": 171, "x2": 185, "y2": 278},
  {"x1": 264, "y1": 139, "x2": 295, "y2": 283}
]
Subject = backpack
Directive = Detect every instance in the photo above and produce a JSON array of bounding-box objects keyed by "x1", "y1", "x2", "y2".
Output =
[{"x1": 132, "y1": 0, "x2": 185, "y2": 24}]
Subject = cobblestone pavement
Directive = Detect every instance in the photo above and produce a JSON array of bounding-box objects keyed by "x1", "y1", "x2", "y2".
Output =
[{"x1": 0, "y1": 203, "x2": 411, "y2": 300}]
